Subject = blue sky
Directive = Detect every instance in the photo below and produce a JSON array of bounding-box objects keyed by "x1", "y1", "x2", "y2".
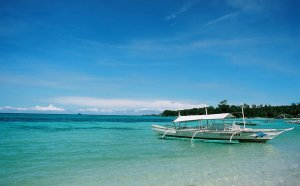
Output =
[{"x1": 0, "y1": 0, "x2": 299, "y2": 114}]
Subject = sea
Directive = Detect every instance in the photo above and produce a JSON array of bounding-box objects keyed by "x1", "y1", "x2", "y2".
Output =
[{"x1": 1, "y1": 113, "x2": 300, "y2": 186}]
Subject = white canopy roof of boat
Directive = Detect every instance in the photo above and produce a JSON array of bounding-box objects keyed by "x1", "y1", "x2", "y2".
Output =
[{"x1": 173, "y1": 113, "x2": 235, "y2": 123}]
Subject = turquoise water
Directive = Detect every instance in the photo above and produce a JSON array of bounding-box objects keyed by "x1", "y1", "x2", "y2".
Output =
[{"x1": 1, "y1": 114, "x2": 300, "y2": 186}]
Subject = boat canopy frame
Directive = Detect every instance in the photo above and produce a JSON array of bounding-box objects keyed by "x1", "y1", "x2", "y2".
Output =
[{"x1": 172, "y1": 113, "x2": 236, "y2": 130}]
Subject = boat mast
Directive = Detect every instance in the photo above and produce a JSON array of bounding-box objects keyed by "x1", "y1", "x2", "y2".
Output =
[
  {"x1": 205, "y1": 106, "x2": 208, "y2": 127},
  {"x1": 178, "y1": 111, "x2": 181, "y2": 129},
  {"x1": 241, "y1": 104, "x2": 246, "y2": 129}
]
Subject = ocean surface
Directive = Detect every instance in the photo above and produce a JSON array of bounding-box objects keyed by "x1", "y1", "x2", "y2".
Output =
[{"x1": 1, "y1": 113, "x2": 300, "y2": 186}]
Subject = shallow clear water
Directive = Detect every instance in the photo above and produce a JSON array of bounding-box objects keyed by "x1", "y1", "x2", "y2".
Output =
[{"x1": 1, "y1": 114, "x2": 300, "y2": 186}]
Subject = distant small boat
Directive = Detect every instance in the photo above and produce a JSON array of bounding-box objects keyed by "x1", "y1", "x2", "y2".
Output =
[{"x1": 235, "y1": 121, "x2": 257, "y2": 126}]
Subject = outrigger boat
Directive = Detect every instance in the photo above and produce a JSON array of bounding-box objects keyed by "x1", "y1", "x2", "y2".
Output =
[{"x1": 152, "y1": 108, "x2": 293, "y2": 143}]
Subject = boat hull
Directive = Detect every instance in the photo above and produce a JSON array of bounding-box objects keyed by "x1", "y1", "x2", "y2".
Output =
[{"x1": 151, "y1": 125, "x2": 292, "y2": 143}]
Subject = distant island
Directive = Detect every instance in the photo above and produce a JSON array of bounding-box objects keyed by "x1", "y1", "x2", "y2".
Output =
[{"x1": 160, "y1": 101, "x2": 300, "y2": 118}]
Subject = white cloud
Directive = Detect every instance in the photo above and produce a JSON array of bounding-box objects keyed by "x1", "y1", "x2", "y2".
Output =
[
  {"x1": 205, "y1": 0, "x2": 266, "y2": 27},
  {"x1": 191, "y1": 38, "x2": 255, "y2": 48},
  {"x1": 0, "y1": 104, "x2": 65, "y2": 112},
  {"x1": 227, "y1": 54, "x2": 300, "y2": 77},
  {"x1": 165, "y1": 0, "x2": 199, "y2": 21},
  {"x1": 33, "y1": 104, "x2": 65, "y2": 111},
  {"x1": 205, "y1": 12, "x2": 238, "y2": 26},
  {"x1": 0, "y1": 106, "x2": 29, "y2": 111},
  {"x1": 227, "y1": 0, "x2": 265, "y2": 11},
  {"x1": 54, "y1": 97, "x2": 206, "y2": 112},
  {"x1": 78, "y1": 108, "x2": 107, "y2": 112}
]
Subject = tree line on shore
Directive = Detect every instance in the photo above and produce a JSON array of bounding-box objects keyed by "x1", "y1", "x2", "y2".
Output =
[{"x1": 161, "y1": 101, "x2": 300, "y2": 118}]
